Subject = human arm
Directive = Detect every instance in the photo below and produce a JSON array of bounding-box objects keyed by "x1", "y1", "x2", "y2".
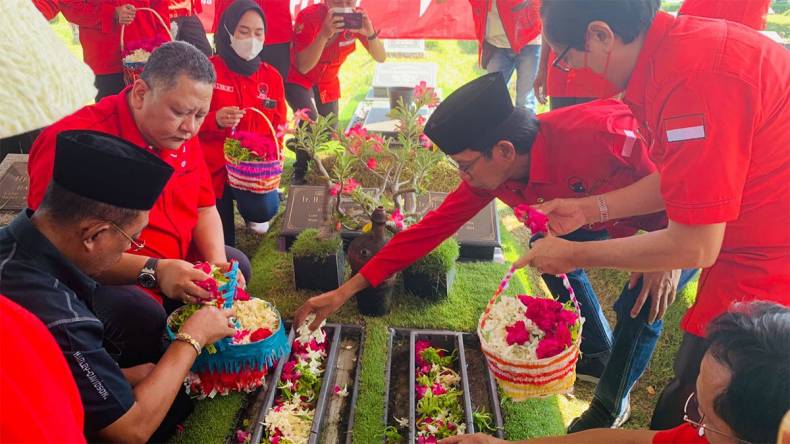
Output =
[
  {"x1": 533, "y1": 41, "x2": 551, "y2": 105},
  {"x1": 357, "y1": 8, "x2": 386, "y2": 63},
  {"x1": 193, "y1": 205, "x2": 228, "y2": 265},
  {"x1": 295, "y1": 12, "x2": 343, "y2": 74},
  {"x1": 59, "y1": 1, "x2": 134, "y2": 29}
]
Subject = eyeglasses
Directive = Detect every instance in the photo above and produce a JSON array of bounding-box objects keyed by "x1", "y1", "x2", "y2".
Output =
[
  {"x1": 552, "y1": 46, "x2": 572, "y2": 72},
  {"x1": 683, "y1": 392, "x2": 753, "y2": 444},
  {"x1": 447, "y1": 153, "x2": 484, "y2": 176},
  {"x1": 109, "y1": 221, "x2": 145, "y2": 252}
]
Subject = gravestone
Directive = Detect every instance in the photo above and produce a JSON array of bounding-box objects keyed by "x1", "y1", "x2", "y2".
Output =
[
  {"x1": 279, "y1": 185, "x2": 500, "y2": 260},
  {"x1": 0, "y1": 154, "x2": 29, "y2": 225},
  {"x1": 371, "y1": 62, "x2": 438, "y2": 99},
  {"x1": 382, "y1": 39, "x2": 426, "y2": 58}
]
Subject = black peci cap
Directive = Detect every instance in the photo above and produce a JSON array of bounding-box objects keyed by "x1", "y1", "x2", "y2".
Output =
[
  {"x1": 424, "y1": 72, "x2": 528, "y2": 154},
  {"x1": 53, "y1": 130, "x2": 174, "y2": 210}
]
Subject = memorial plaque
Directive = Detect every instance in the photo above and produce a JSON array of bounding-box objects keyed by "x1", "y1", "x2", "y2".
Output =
[
  {"x1": 0, "y1": 154, "x2": 29, "y2": 212},
  {"x1": 371, "y1": 62, "x2": 438, "y2": 98},
  {"x1": 279, "y1": 186, "x2": 500, "y2": 260},
  {"x1": 383, "y1": 39, "x2": 426, "y2": 57}
]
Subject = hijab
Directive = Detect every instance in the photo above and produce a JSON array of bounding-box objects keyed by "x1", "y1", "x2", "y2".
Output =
[{"x1": 215, "y1": 0, "x2": 267, "y2": 77}]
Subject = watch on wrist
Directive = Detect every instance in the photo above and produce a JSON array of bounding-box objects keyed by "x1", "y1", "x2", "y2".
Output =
[
  {"x1": 367, "y1": 29, "x2": 380, "y2": 40},
  {"x1": 137, "y1": 258, "x2": 159, "y2": 289}
]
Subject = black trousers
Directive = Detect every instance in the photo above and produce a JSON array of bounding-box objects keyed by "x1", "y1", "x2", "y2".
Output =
[
  {"x1": 549, "y1": 96, "x2": 596, "y2": 110},
  {"x1": 173, "y1": 15, "x2": 212, "y2": 57},
  {"x1": 284, "y1": 83, "x2": 339, "y2": 176},
  {"x1": 95, "y1": 73, "x2": 125, "y2": 102},
  {"x1": 650, "y1": 332, "x2": 707, "y2": 429},
  {"x1": 260, "y1": 42, "x2": 291, "y2": 81}
]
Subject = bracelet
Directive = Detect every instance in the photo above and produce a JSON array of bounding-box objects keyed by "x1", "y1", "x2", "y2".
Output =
[
  {"x1": 367, "y1": 30, "x2": 380, "y2": 40},
  {"x1": 596, "y1": 195, "x2": 609, "y2": 224},
  {"x1": 175, "y1": 332, "x2": 202, "y2": 356}
]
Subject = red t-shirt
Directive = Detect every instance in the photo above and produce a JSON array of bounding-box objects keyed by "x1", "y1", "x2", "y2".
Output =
[
  {"x1": 623, "y1": 12, "x2": 790, "y2": 337},
  {"x1": 211, "y1": 0, "x2": 293, "y2": 45},
  {"x1": 199, "y1": 56, "x2": 287, "y2": 196},
  {"x1": 286, "y1": 4, "x2": 368, "y2": 104},
  {"x1": 0, "y1": 296, "x2": 85, "y2": 443},
  {"x1": 361, "y1": 99, "x2": 664, "y2": 286},
  {"x1": 28, "y1": 88, "x2": 216, "y2": 261},
  {"x1": 60, "y1": 0, "x2": 171, "y2": 75},
  {"x1": 168, "y1": 0, "x2": 201, "y2": 18},
  {"x1": 653, "y1": 423, "x2": 708, "y2": 444},
  {"x1": 679, "y1": 0, "x2": 771, "y2": 30}
]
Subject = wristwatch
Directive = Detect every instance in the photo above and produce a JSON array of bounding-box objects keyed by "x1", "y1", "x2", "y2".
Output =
[{"x1": 137, "y1": 258, "x2": 159, "y2": 289}]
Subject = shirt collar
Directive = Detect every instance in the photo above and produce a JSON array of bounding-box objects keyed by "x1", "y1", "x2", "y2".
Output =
[
  {"x1": 8, "y1": 210, "x2": 98, "y2": 298},
  {"x1": 497, "y1": 129, "x2": 551, "y2": 192},
  {"x1": 623, "y1": 11, "x2": 675, "y2": 111}
]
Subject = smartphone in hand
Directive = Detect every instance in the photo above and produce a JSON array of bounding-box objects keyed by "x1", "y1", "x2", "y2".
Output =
[{"x1": 331, "y1": 7, "x2": 363, "y2": 29}]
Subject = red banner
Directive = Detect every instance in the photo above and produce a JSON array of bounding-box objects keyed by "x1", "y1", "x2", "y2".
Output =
[{"x1": 198, "y1": 0, "x2": 476, "y2": 40}]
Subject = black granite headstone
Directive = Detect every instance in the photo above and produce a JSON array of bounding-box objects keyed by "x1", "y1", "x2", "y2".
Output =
[{"x1": 0, "y1": 154, "x2": 29, "y2": 212}]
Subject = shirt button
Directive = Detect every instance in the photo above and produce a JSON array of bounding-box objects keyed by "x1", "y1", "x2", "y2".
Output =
[
  {"x1": 181, "y1": 161, "x2": 186, "y2": 168},
  {"x1": 536, "y1": 197, "x2": 544, "y2": 203}
]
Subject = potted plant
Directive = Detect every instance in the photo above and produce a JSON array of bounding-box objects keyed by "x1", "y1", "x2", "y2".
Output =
[
  {"x1": 291, "y1": 228, "x2": 345, "y2": 292},
  {"x1": 403, "y1": 238, "x2": 460, "y2": 301}
]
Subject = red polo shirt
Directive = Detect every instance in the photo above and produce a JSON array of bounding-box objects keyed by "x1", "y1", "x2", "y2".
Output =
[
  {"x1": 286, "y1": 4, "x2": 368, "y2": 104},
  {"x1": 199, "y1": 56, "x2": 287, "y2": 196},
  {"x1": 679, "y1": 0, "x2": 770, "y2": 30},
  {"x1": 622, "y1": 12, "x2": 790, "y2": 337},
  {"x1": 60, "y1": 0, "x2": 170, "y2": 75},
  {"x1": 28, "y1": 88, "x2": 216, "y2": 261},
  {"x1": 0, "y1": 296, "x2": 85, "y2": 444},
  {"x1": 211, "y1": 0, "x2": 293, "y2": 45},
  {"x1": 360, "y1": 99, "x2": 664, "y2": 286}
]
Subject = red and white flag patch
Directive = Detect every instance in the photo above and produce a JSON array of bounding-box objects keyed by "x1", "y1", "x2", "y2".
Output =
[
  {"x1": 621, "y1": 129, "x2": 637, "y2": 157},
  {"x1": 664, "y1": 114, "x2": 706, "y2": 143}
]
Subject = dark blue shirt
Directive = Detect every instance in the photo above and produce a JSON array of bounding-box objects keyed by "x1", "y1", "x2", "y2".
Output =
[{"x1": 0, "y1": 210, "x2": 134, "y2": 433}]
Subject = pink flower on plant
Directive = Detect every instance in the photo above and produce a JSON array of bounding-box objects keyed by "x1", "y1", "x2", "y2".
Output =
[
  {"x1": 419, "y1": 134, "x2": 433, "y2": 149},
  {"x1": 415, "y1": 339, "x2": 431, "y2": 366},
  {"x1": 366, "y1": 157, "x2": 378, "y2": 170},
  {"x1": 505, "y1": 320, "x2": 531, "y2": 346},
  {"x1": 431, "y1": 383, "x2": 447, "y2": 396},
  {"x1": 417, "y1": 115, "x2": 426, "y2": 126},
  {"x1": 413, "y1": 80, "x2": 439, "y2": 108},
  {"x1": 416, "y1": 384, "x2": 428, "y2": 399},
  {"x1": 342, "y1": 178, "x2": 360, "y2": 194},
  {"x1": 329, "y1": 182, "x2": 341, "y2": 196},
  {"x1": 293, "y1": 108, "x2": 312, "y2": 124},
  {"x1": 275, "y1": 123, "x2": 292, "y2": 139},
  {"x1": 235, "y1": 429, "x2": 250, "y2": 443},
  {"x1": 390, "y1": 208, "x2": 405, "y2": 230}
]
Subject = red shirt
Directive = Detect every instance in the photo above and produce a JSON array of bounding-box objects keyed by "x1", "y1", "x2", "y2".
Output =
[
  {"x1": 168, "y1": 0, "x2": 201, "y2": 18},
  {"x1": 60, "y1": 0, "x2": 170, "y2": 75},
  {"x1": 211, "y1": 0, "x2": 293, "y2": 45},
  {"x1": 546, "y1": 48, "x2": 618, "y2": 98},
  {"x1": 199, "y1": 56, "x2": 287, "y2": 196},
  {"x1": 286, "y1": 4, "x2": 368, "y2": 104},
  {"x1": 652, "y1": 423, "x2": 708, "y2": 444},
  {"x1": 469, "y1": 0, "x2": 541, "y2": 65},
  {"x1": 0, "y1": 296, "x2": 85, "y2": 443},
  {"x1": 28, "y1": 89, "x2": 216, "y2": 261},
  {"x1": 623, "y1": 12, "x2": 790, "y2": 337},
  {"x1": 32, "y1": 0, "x2": 60, "y2": 21},
  {"x1": 361, "y1": 99, "x2": 664, "y2": 286},
  {"x1": 679, "y1": 0, "x2": 771, "y2": 30}
]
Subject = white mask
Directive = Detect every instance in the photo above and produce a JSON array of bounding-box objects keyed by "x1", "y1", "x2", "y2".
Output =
[{"x1": 227, "y1": 27, "x2": 264, "y2": 61}]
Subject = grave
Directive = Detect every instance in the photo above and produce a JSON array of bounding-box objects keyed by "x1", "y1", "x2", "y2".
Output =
[
  {"x1": 0, "y1": 154, "x2": 29, "y2": 225},
  {"x1": 382, "y1": 39, "x2": 426, "y2": 58},
  {"x1": 371, "y1": 62, "x2": 438, "y2": 99}
]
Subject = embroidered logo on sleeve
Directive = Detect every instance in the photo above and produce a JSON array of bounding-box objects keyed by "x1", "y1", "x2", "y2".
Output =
[{"x1": 664, "y1": 114, "x2": 706, "y2": 143}]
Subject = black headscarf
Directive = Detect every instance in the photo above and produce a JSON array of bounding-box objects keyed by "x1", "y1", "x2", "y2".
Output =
[{"x1": 215, "y1": 0, "x2": 267, "y2": 77}]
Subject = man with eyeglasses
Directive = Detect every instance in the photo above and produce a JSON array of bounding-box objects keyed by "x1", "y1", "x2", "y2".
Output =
[
  {"x1": 440, "y1": 302, "x2": 790, "y2": 444},
  {"x1": 295, "y1": 72, "x2": 696, "y2": 423},
  {"x1": 0, "y1": 130, "x2": 236, "y2": 442}
]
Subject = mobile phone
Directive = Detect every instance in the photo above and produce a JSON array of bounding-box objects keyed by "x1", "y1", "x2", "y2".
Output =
[{"x1": 332, "y1": 7, "x2": 363, "y2": 29}]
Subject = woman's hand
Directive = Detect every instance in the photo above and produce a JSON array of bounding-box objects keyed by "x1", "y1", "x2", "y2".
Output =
[{"x1": 216, "y1": 106, "x2": 245, "y2": 129}]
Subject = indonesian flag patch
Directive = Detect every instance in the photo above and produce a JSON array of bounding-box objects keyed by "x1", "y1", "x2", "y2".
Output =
[{"x1": 664, "y1": 114, "x2": 706, "y2": 143}]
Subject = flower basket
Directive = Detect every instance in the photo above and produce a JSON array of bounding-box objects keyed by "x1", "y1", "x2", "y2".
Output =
[
  {"x1": 120, "y1": 7, "x2": 172, "y2": 85},
  {"x1": 166, "y1": 262, "x2": 290, "y2": 398},
  {"x1": 224, "y1": 107, "x2": 283, "y2": 194}
]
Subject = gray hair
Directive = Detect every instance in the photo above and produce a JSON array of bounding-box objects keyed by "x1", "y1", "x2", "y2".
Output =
[{"x1": 140, "y1": 41, "x2": 216, "y2": 91}]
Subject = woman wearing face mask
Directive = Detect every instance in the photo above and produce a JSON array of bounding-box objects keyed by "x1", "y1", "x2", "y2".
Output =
[{"x1": 199, "y1": 0, "x2": 287, "y2": 246}]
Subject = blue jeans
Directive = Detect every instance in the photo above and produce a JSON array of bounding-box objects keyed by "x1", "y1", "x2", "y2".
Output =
[
  {"x1": 541, "y1": 229, "x2": 698, "y2": 418},
  {"x1": 485, "y1": 42, "x2": 540, "y2": 110}
]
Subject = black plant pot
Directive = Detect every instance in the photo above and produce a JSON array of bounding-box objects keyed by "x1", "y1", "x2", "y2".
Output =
[
  {"x1": 403, "y1": 266, "x2": 456, "y2": 301},
  {"x1": 355, "y1": 276, "x2": 396, "y2": 316},
  {"x1": 293, "y1": 249, "x2": 345, "y2": 292}
]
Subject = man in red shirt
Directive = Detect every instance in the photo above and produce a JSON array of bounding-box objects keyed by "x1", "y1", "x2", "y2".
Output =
[
  {"x1": 27, "y1": 42, "x2": 251, "y2": 368},
  {"x1": 524, "y1": 0, "x2": 790, "y2": 429},
  {"x1": 679, "y1": 0, "x2": 771, "y2": 30},
  {"x1": 285, "y1": 0, "x2": 386, "y2": 184},
  {"x1": 295, "y1": 73, "x2": 696, "y2": 426},
  {"x1": 439, "y1": 302, "x2": 790, "y2": 444}
]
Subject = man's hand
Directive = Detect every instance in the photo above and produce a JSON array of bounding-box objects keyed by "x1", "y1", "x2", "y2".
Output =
[
  {"x1": 216, "y1": 106, "x2": 245, "y2": 129},
  {"x1": 356, "y1": 8, "x2": 375, "y2": 35},
  {"x1": 115, "y1": 4, "x2": 136, "y2": 25},
  {"x1": 628, "y1": 270, "x2": 681, "y2": 323},
  {"x1": 533, "y1": 66, "x2": 548, "y2": 105},
  {"x1": 157, "y1": 259, "x2": 212, "y2": 304},
  {"x1": 533, "y1": 198, "x2": 590, "y2": 236},
  {"x1": 293, "y1": 289, "x2": 350, "y2": 330},
  {"x1": 215, "y1": 262, "x2": 246, "y2": 289},
  {"x1": 180, "y1": 306, "x2": 236, "y2": 346},
  {"x1": 513, "y1": 235, "x2": 578, "y2": 275},
  {"x1": 320, "y1": 10, "x2": 344, "y2": 39},
  {"x1": 438, "y1": 433, "x2": 504, "y2": 444}
]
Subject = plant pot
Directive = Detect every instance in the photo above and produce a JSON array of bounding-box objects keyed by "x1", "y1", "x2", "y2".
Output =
[
  {"x1": 355, "y1": 275, "x2": 396, "y2": 317},
  {"x1": 388, "y1": 86, "x2": 414, "y2": 111},
  {"x1": 293, "y1": 249, "x2": 345, "y2": 292},
  {"x1": 403, "y1": 266, "x2": 456, "y2": 301}
]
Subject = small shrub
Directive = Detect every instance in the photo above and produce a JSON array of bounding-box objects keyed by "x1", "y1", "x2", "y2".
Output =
[
  {"x1": 291, "y1": 229, "x2": 341, "y2": 259},
  {"x1": 409, "y1": 238, "x2": 460, "y2": 276}
]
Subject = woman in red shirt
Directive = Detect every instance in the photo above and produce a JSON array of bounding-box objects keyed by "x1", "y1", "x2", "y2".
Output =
[
  {"x1": 285, "y1": 0, "x2": 386, "y2": 184},
  {"x1": 199, "y1": 0, "x2": 287, "y2": 246}
]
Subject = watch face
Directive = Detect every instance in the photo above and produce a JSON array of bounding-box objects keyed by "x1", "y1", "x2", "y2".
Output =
[{"x1": 138, "y1": 273, "x2": 157, "y2": 289}]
